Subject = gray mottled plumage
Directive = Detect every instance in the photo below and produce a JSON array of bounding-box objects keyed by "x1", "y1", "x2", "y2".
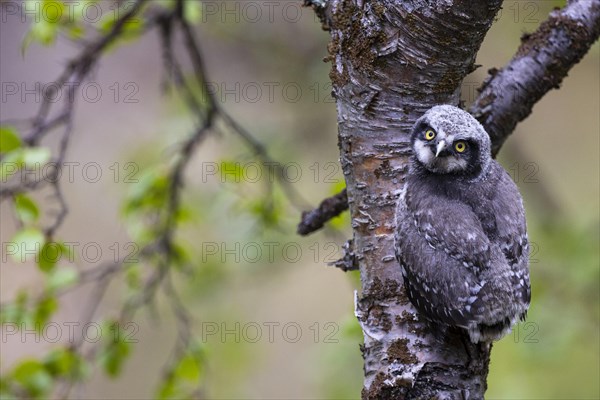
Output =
[{"x1": 395, "y1": 105, "x2": 531, "y2": 343}]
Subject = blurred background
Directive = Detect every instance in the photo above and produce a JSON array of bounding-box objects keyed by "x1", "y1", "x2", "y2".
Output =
[{"x1": 0, "y1": 0, "x2": 598, "y2": 399}]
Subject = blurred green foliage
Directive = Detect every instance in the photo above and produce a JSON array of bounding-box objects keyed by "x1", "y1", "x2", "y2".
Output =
[{"x1": 1, "y1": 0, "x2": 598, "y2": 399}]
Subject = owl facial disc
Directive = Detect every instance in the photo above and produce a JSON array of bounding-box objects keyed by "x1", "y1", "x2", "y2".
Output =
[{"x1": 410, "y1": 105, "x2": 492, "y2": 177}]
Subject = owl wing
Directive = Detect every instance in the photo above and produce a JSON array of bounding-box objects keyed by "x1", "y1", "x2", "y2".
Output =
[
  {"x1": 396, "y1": 182, "x2": 493, "y2": 327},
  {"x1": 489, "y1": 164, "x2": 531, "y2": 308},
  {"x1": 404, "y1": 180, "x2": 492, "y2": 271}
]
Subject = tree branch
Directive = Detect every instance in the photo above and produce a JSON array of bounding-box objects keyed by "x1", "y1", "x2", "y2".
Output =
[
  {"x1": 470, "y1": 0, "x2": 600, "y2": 156},
  {"x1": 0, "y1": 0, "x2": 147, "y2": 238},
  {"x1": 297, "y1": 189, "x2": 347, "y2": 235}
]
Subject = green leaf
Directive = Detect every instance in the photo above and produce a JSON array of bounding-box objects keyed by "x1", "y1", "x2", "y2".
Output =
[
  {"x1": 0, "y1": 149, "x2": 24, "y2": 181},
  {"x1": 33, "y1": 295, "x2": 58, "y2": 328},
  {"x1": 174, "y1": 353, "x2": 202, "y2": 382},
  {"x1": 99, "y1": 322, "x2": 132, "y2": 378},
  {"x1": 157, "y1": 375, "x2": 176, "y2": 400},
  {"x1": 102, "y1": 339, "x2": 130, "y2": 377},
  {"x1": 29, "y1": 20, "x2": 59, "y2": 45},
  {"x1": 43, "y1": 0, "x2": 67, "y2": 22},
  {"x1": 170, "y1": 240, "x2": 191, "y2": 267},
  {"x1": 122, "y1": 15, "x2": 143, "y2": 36},
  {"x1": 97, "y1": 4, "x2": 144, "y2": 52},
  {"x1": 9, "y1": 228, "x2": 45, "y2": 263},
  {"x1": 14, "y1": 194, "x2": 39, "y2": 223},
  {"x1": 0, "y1": 126, "x2": 22, "y2": 153},
  {"x1": 123, "y1": 218, "x2": 152, "y2": 243},
  {"x1": 124, "y1": 264, "x2": 141, "y2": 290},
  {"x1": 22, "y1": 147, "x2": 51, "y2": 167},
  {"x1": 249, "y1": 199, "x2": 280, "y2": 227},
  {"x1": 98, "y1": 11, "x2": 116, "y2": 33},
  {"x1": 156, "y1": 345, "x2": 205, "y2": 400},
  {"x1": 11, "y1": 359, "x2": 53, "y2": 397},
  {"x1": 21, "y1": 1, "x2": 66, "y2": 52},
  {"x1": 220, "y1": 160, "x2": 244, "y2": 183},
  {"x1": 67, "y1": 24, "x2": 85, "y2": 39},
  {"x1": 47, "y1": 267, "x2": 78, "y2": 291},
  {"x1": 123, "y1": 167, "x2": 169, "y2": 213},
  {"x1": 38, "y1": 242, "x2": 67, "y2": 272},
  {"x1": 44, "y1": 348, "x2": 86, "y2": 380},
  {"x1": 125, "y1": 168, "x2": 157, "y2": 203},
  {"x1": 71, "y1": 0, "x2": 98, "y2": 23},
  {"x1": 0, "y1": 290, "x2": 29, "y2": 325},
  {"x1": 0, "y1": 377, "x2": 17, "y2": 400},
  {"x1": 183, "y1": 1, "x2": 202, "y2": 23},
  {"x1": 175, "y1": 205, "x2": 195, "y2": 224}
]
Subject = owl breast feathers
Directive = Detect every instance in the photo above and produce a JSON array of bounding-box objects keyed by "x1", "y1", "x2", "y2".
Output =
[{"x1": 394, "y1": 105, "x2": 531, "y2": 343}]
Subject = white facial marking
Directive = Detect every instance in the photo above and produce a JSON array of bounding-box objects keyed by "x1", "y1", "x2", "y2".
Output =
[{"x1": 414, "y1": 139, "x2": 433, "y2": 166}]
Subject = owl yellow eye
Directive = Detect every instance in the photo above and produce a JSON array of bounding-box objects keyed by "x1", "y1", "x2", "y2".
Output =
[
  {"x1": 454, "y1": 141, "x2": 467, "y2": 153},
  {"x1": 425, "y1": 130, "x2": 436, "y2": 141}
]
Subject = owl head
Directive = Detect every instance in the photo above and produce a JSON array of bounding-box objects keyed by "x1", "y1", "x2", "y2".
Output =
[{"x1": 410, "y1": 105, "x2": 492, "y2": 176}]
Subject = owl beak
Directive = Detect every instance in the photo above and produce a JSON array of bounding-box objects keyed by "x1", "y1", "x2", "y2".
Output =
[{"x1": 435, "y1": 140, "x2": 446, "y2": 157}]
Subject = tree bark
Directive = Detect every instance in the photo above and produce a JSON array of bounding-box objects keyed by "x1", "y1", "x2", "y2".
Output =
[{"x1": 321, "y1": 1, "x2": 503, "y2": 398}]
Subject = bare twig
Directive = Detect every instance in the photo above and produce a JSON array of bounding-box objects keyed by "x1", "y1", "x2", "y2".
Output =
[
  {"x1": 1, "y1": 0, "x2": 147, "y2": 239},
  {"x1": 327, "y1": 239, "x2": 358, "y2": 271},
  {"x1": 2, "y1": 0, "x2": 330, "y2": 397}
]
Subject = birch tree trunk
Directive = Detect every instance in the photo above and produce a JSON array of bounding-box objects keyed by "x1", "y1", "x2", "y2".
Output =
[
  {"x1": 326, "y1": 1, "x2": 502, "y2": 398},
  {"x1": 299, "y1": 0, "x2": 599, "y2": 398}
]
